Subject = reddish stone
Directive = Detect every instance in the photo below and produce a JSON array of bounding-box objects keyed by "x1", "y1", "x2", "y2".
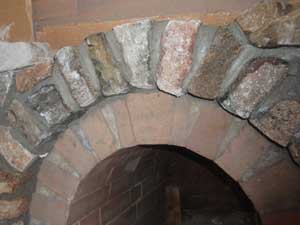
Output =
[
  {"x1": 221, "y1": 58, "x2": 288, "y2": 118},
  {"x1": 126, "y1": 92, "x2": 175, "y2": 145},
  {"x1": 262, "y1": 210, "x2": 300, "y2": 225},
  {"x1": 0, "y1": 198, "x2": 29, "y2": 220},
  {"x1": 240, "y1": 159, "x2": 300, "y2": 214},
  {"x1": 237, "y1": 1, "x2": 291, "y2": 33},
  {"x1": 16, "y1": 62, "x2": 53, "y2": 92},
  {"x1": 80, "y1": 209, "x2": 100, "y2": 225},
  {"x1": 216, "y1": 124, "x2": 272, "y2": 181},
  {"x1": 0, "y1": 170, "x2": 26, "y2": 194},
  {"x1": 157, "y1": 20, "x2": 200, "y2": 96},
  {"x1": 0, "y1": 126, "x2": 36, "y2": 172},
  {"x1": 53, "y1": 128, "x2": 98, "y2": 177},
  {"x1": 188, "y1": 26, "x2": 243, "y2": 99},
  {"x1": 185, "y1": 101, "x2": 233, "y2": 160}
]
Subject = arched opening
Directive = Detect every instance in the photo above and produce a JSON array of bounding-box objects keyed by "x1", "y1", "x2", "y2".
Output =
[{"x1": 66, "y1": 145, "x2": 260, "y2": 225}]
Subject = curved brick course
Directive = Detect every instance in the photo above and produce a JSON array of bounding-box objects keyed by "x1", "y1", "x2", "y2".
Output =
[{"x1": 0, "y1": 1, "x2": 300, "y2": 225}]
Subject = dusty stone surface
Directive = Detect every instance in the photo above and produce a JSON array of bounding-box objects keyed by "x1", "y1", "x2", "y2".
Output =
[
  {"x1": 188, "y1": 25, "x2": 244, "y2": 99},
  {"x1": 289, "y1": 132, "x2": 300, "y2": 166},
  {"x1": 250, "y1": 9, "x2": 300, "y2": 47},
  {"x1": 251, "y1": 100, "x2": 300, "y2": 146},
  {"x1": 0, "y1": 171, "x2": 25, "y2": 194},
  {"x1": 15, "y1": 62, "x2": 53, "y2": 92},
  {"x1": 0, "y1": 24, "x2": 13, "y2": 41},
  {"x1": 27, "y1": 85, "x2": 71, "y2": 126},
  {"x1": 113, "y1": 19, "x2": 154, "y2": 89},
  {"x1": 237, "y1": 1, "x2": 292, "y2": 33},
  {"x1": 157, "y1": 20, "x2": 200, "y2": 96},
  {"x1": 0, "y1": 198, "x2": 29, "y2": 220},
  {"x1": 0, "y1": 71, "x2": 14, "y2": 107},
  {"x1": 221, "y1": 58, "x2": 288, "y2": 118},
  {"x1": 0, "y1": 42, "x2": 52, "y2": 72},
  {"x1": 56, "y1": 46, "x2": 97, "y2": 107},
  {"x1": 8, "y1": 99, "x2": 50, "y2": 147},
  {"x1": 0, "y1": 126, "x2": 36, "y2": 172},
  {"x1": 86, "y1": 33, "x2": 129, "y2": 96}
]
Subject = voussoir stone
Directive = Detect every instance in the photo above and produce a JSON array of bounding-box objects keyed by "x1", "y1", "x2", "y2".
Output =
[
  {"x1": 113, "y1": 19, "x2": 154, "y2": 89},
  {"x1": 250, "y1": 76, "x2": 300, "y2": 146},
  {"x1": 221, "y1": 58, "x2": 288, "y2": 118},
  {"x1": 26, "y1": 85, "x2": 71, "y2": 126},
  {"x1": 0, "y1": 42, "x2": 52, "y2": 72},
  {"x1": 0, "y1": 198, "x2": 29, "y2": 220},
  {"x1": 0, "y1": 170, "x2": 25, "y2": 194},
  {"x1": 56, "y1": 46, "x2": 99, "y2": 107},
  {"x1": 188, "y1": 25, "x2": 245, "y2": 99},
  {"x1": 0, "y1": 71, "x2": 14, "y2": 107},
  {"x1": 8, "y1": 99, "x2": 50, "y2": 147},
  {"x1": 15, "y1": 61, "x2": 53, "y2": 92},
  {"x1": 237, "y1": 1, "x2": 292, "y2": 33},
  {"x1": 0, "y1": 126, "x2": 36, "y2": 172},
  {"x1": 86, "y1": 33, "x2": 129, "y2": 96},
  {"x1": 250, "y1": 9, "x2": 300, "y2": 47},
  {"x1": 157, "y1": 20, "x2": 200, "y2": 96},
  {"x1": 289, "y1": 132, "x2": 300, "y2": 166}
]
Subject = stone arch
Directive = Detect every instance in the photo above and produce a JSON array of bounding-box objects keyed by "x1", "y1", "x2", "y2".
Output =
[{"x1": 30, "y1": 91, "x2": 300, "y2": 225}]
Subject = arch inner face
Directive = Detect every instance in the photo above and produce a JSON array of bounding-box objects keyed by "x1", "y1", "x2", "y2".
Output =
[{"x1": 70, "y1": 145, "x2": 259, "y2": 225}]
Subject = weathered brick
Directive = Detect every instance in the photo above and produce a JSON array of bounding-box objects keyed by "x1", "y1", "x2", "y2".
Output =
[
  {"x1": 216, "y1": 124, "x2": 272, "y2": 181},
  {"x1": 27, "y1": 85, "x2": 71, "y2": 126},
  {"x1": 0, "y1": 170, "x2": 26, "y2": 194},
  {"x1": 157, "y1": 20, "x2": 200, "y2": 96},
  {"x1": 240, "y1": 159, "x2": 300, "y2": 214},
  {"x1": 126, "y1": 92, "x2": 175, "y2": 145},
  {"x1": 221, "y1": 57, "x2": 288, "y2": 118},
  {"x1": 53, "y1": 128, "x2": 98, "y2": 176},
  {"x1": 113, "y1": 20, "x2": 154, "y2": 89},
  {"x1": 0, "y1": 198, "x2": 29, "y2": 220},
  {"x1": 185, "y1": 101, "x2": 232, "y2": 160},
  {"x1": 15, "y1": 62, "x2": 53, "y2": 92},
  {"x1": 0, "y1": 126, "x2": 36, "y2": 172},
  {"x1": 188, "y1": 25, "x2": 245, "y2": 99},
  {"x1": 86, "y1": 33, "x2": 129, "y2": 96}
]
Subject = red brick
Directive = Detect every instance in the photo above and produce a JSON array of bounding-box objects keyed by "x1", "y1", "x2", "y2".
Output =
[
  {"x1": 262, "y1": 211, "x2": 300, "y2": 225},
  {"x1": 80, "y1": 107, "x2": 117, "y2": 160},
  {"x1": 30, "y1": 193, "x2": 68, "y2": 225},
  {"x1": 240, "y1": 159, "x2": 300, "y2": 214},
  {"x1": 126, "y1": 92, "x2": 175, "y2": 145},
  {"x1": 68, "y1": 187, "x2": 108, "y2": 224},
  {"x1": 185, "y1": 101, "x2": 232, "y2": 160},
  {"x1": 171, "y1": 95, "x2": 202, "y2": 147},
  {"x1": 110, "y1": 98, "x2": 136, "y2": 148},
  {"x1": 80, "y1": 209, "x2": 100, "y2": 225},
  {"x1": 216, "y1": 124, "x2": 272, "y2": 180},
  {"x1": 53, "y1": 129, "x2": 98, "y2": 177},
  {"x1": 38, "y1": 160, "x2": 79, "y2": 201}
]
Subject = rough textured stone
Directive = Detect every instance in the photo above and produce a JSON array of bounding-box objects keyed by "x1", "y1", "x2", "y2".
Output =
[
  {"x1": 8, "y1": 99, "x2": 50, "y2": 147},
  {"x1": 251, "y1": 75, "x2": 300, "y2": 147},
  {"x1": 0, "y1": 126, "x2": 36, "y2": 172},
  {"x1": 56, "y1": 46, "x2": 98, "y2": 107},
  {"x1": 250, "y1": 9, "x2": 300, "y2": 47},
  {"x1": 27, "y1": 85, "x2": 71, "y2": 126},
  {"x1": 188, "y1": 25, "x2": 245, "y2": 99},
  {"x1": 237, "y1": 1, "x2": 292, "y2": 33},
  {"x1": 0, "y1": 71, "x2": 14, "y2": 107},
  {"x1": 15, "y1": 62, "x2": 53, "y2": 92},
  {"x1": 86, "y1": 33, "x2": 129, "y2": 96},
  {"x1": 113, "y1": 19, "x2": 154, "y2": 89},
  {"x1": 0, "y1": 171, "x2": 25, "y2": 194},
  {"x1": 0, "y1": 198, "x2": 28, "y2": 220},
  {"x1": 0, "y1": 42, "x2": 52, "y2": 72},
  {"x1": 0, "y1": 24, "x2": 12, "y2": 41},
  {"x1": 157, "y1": 20, "x2": 200, "y2": 96},
  {"x1": 221, "y1": 58, "x2": 288, "y2": 118},
  {"x1": 289, "y1": 132, "x2": 300, "y2": 166}
]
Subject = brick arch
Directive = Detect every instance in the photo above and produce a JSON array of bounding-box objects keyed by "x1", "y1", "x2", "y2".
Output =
[{"x1": 30, "y1": 91, "x2": 300, "y2": 225}]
